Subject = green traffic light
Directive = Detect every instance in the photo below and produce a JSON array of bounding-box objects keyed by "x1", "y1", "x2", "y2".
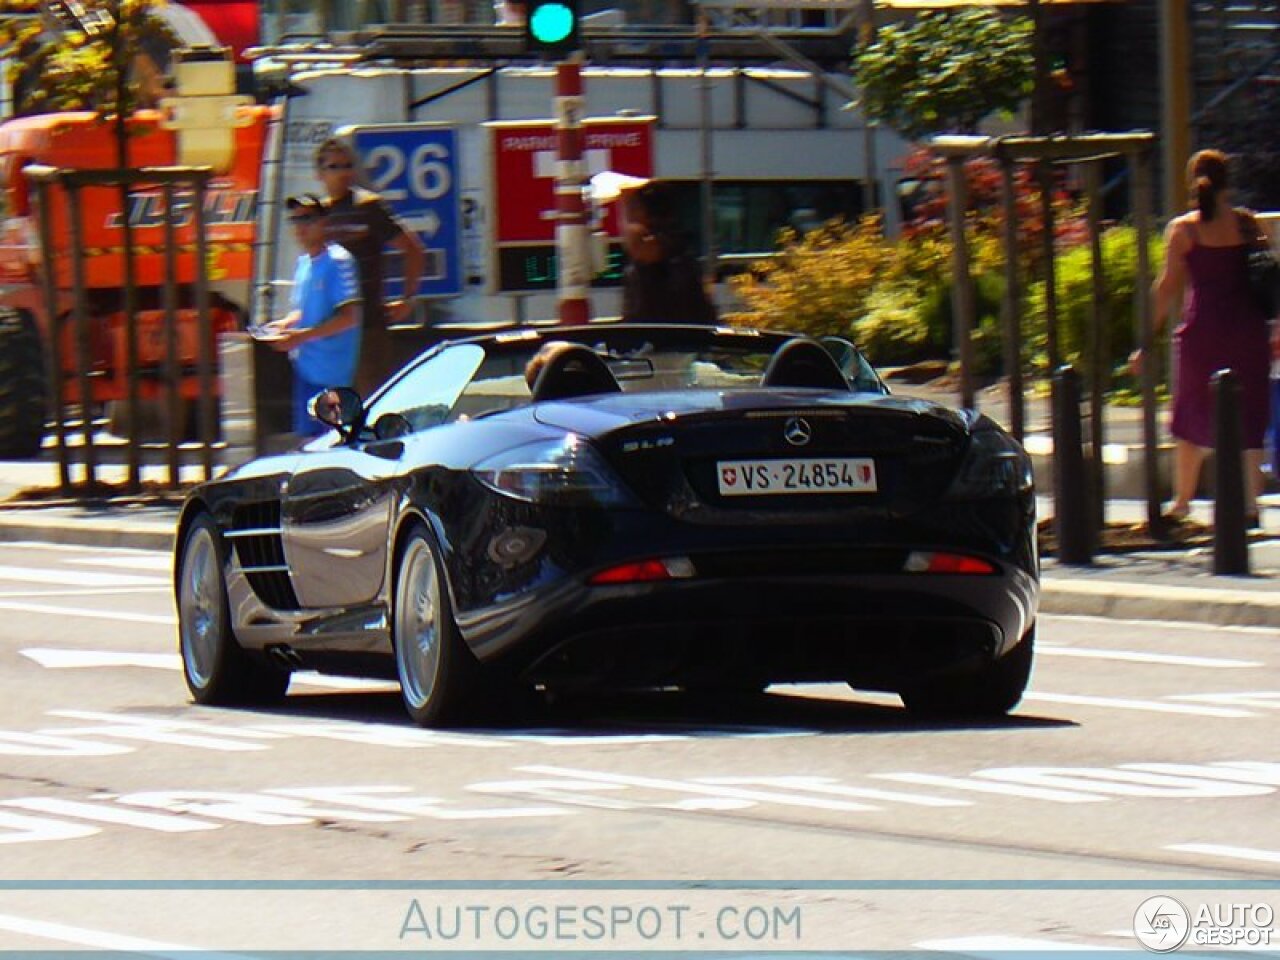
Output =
[{"x1": 529, "y1": 1, "x2": 573, "y2": 44}]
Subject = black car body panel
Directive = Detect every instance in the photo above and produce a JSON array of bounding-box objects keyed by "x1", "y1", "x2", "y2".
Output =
[{"x1": 176, "y1": 324, "x2": 1038, "y2": 698}]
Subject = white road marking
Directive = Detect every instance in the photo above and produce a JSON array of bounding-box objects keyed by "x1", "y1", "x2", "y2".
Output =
[
  {"x1": 521, "y1": 764, "x2": 883, "y2": 812},
  {"x1": 1038, "y1": 645, "x2": 1263, "y2": 668},
  {"x1": 66, "y1": 555, "x2": 172, "y2": 572},
  {"x1": 1, "y1": 797, "x2": 218, "y2": 832},
  {"x1": 1042, "y1": 612, "x2": 1280, "y2": 637},
  {"x1": 0, "y1": 541, "x2": 165, "y2": 557},
  {"x1": 0, "y1": 600, "x2": 174, "y2": 625},
  {"x1": 870, "y1": 772, "x2": 1106, "y2": 803},
  {"x1": 1122, "y1": 761, "x2": 1280, "y2": 786},
  {"x1": 23, "y1": 649, "x2": 179, "y2": 670},
  {"x1": 290, "y1": 674, "x2": 399, "y2": 692},
  {"x1": 916, "y1": 935, "x2": 1111, "y2": 952},
  {"x1": 1025, "y1": 691, "x2": 1256, "y2": 718},
  {"x1": 256, "y1": 723, "x2": 507, "y2": 750},
  {"x1": 0, "y1": 564, "x2": 167, "y2": 587},
  {"x1": 698, "y1": 775, "x2": 971, "y2": 807},
  {"x1": 19, "y1": 648, "x2": 397, "y2": 691},
  {"x1": 973, "y1": 767, "x2": 1272, "y2": 798},
  {"x1": 1170, "y1": 692, "x2": 1280, "y2": 711},
  {"x1": 496, "y1": 742, "x2": 691, "y2": 747},
  {"x1": 0, "y1": 810, "x2": 101, "y2": 843},
  {"x1": 0, "y1": 912, "x2": 204, "y2": 954},
  {"x1": 1166, "y1": 843, "x2": 1280, "y2": 865},
  {"x1": 0, "y1": 587, "x2": 169, "y2": 598}
]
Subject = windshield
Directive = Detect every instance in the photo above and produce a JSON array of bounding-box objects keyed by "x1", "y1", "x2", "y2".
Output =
[
  {"x1": 366, "y1": 328, "x2": 887, "y2": 434},
  {"x1": 447, "y1": 333, "x2": 885, "y2": 423}
]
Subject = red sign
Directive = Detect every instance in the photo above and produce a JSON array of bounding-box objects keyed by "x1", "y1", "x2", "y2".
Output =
[{"x1": 490, "y1": 117, "x2": 655, "y2": 244}]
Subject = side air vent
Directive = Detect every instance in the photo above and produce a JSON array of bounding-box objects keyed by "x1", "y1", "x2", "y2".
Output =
[{"x1": 227, "y1": 500, "x2": 299, "y2": 610}]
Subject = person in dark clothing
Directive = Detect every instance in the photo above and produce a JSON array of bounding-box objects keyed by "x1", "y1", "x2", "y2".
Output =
[
  {"x1": 619, "y1": 181, "x2": 717, "y2": 325},
  {"x1": 314, "y1": 138, "x2": 427, "y2": 397}
]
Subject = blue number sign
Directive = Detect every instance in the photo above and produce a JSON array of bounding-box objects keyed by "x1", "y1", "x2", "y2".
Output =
[{"x1": 351, "y1": 124, "x2": 462, "y2": 299}]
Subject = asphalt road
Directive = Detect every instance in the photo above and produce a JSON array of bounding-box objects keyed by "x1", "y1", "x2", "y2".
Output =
[{"x1": 0, "y1": 540, "x2": 1277, "y2": 954}]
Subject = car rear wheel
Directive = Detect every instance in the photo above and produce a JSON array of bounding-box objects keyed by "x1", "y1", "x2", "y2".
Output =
[
  {"x1": 178, "y1": 513, "x2": 290, "y2": 705},
  {"x1": 898, "y1": 622, "x2": 1035, "y2": 719},
  {"x1": 393, "y1": 523, "x2": 477, "y2": 726}
]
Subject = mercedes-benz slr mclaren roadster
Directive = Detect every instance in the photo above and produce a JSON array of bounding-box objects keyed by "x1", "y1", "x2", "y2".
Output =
[{"x1": 175, "y1": 324, "x2": 1038, "y2": 726}]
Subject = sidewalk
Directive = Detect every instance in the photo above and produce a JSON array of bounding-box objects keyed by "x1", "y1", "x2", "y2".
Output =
[{"x1": 0, "y1": 456, "x2": 1275, "y2": 630}]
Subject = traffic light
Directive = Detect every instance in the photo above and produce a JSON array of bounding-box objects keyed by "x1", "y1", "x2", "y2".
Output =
[{"x1": 523, "y1": 0, "x2": 580, "y2": 55}]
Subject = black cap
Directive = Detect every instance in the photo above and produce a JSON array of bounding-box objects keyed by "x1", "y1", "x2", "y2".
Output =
[{"x1": 286, "y1": 193, "x2": 326, "y2": 219}]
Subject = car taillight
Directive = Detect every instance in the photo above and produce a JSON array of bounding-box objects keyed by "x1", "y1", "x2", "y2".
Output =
[
  {"x1": 473, "y1": 434, "x2": 635, "y2": 507},
  {"x1": 588, "y1": 556, "x2": 695, "y2": 585},
  {"x1": 903, "y1": 551, "x2": 997, "y2": 575}
]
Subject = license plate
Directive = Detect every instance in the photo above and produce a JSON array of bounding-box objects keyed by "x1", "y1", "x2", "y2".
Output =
[{"x1": 717, "y1": 458, "x2": 878, "y2": 496}]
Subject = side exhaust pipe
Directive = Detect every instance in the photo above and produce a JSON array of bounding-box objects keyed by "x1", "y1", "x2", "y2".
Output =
[{"x1": 265, "y1": 645, "x2": 304, "y2": 670}]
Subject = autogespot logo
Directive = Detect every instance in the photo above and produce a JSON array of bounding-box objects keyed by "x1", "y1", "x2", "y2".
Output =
[{"x1": 1134, "y1": 896, "x2": 1191, "y2": 952}]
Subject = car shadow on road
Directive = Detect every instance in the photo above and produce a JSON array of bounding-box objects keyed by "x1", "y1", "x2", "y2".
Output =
[{"x1": 245, "y1": 683, "x2": 1074, "y2": 737}]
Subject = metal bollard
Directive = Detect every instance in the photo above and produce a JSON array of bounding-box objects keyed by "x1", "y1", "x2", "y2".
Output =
[
  {"x1": 1053, "y1": 365, "x2": 1093, "y2": 565},
  {"x1": 1212, "y1": 369, "x2": 1249, "y2": 575}
]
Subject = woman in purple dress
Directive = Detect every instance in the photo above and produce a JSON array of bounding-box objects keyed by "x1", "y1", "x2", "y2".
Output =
[{"x1": 1137, "y1": 150, "x2": 1271, "y2": 525}]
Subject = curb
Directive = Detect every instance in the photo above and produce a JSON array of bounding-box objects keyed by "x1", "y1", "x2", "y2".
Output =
[
  {"x1": 1040, "y1": 578, "x2": 1280, "y2": 628},
  {"x1": 0, "y1": 516, "x2": 173, "y2": 552}
]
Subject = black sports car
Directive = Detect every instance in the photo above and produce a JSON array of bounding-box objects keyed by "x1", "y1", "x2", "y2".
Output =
[{"x1": 175, "y1": 324, "x2": 1037, "y2": 726}]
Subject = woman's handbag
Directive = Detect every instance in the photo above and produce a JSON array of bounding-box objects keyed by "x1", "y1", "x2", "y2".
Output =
[{"x1": 1237, "y1": 209, "x2": 1280, "y2": 318}]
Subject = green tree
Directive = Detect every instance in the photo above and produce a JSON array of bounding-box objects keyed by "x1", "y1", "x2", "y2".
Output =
[
  {"x1": 851, "y1": 10, "x2": 1033, "y2": 140},
  {"x1": 0, "y1": 0, "x2": 174, "y2": 117}
]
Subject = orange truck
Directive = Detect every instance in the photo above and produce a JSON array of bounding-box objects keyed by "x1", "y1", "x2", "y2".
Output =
[{"x1": 0, "y1": 105, "x2": 273, "y2": 457}]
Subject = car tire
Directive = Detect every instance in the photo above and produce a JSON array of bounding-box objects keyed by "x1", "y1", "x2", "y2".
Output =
[
  {"x1": 898, "y1": 622, "x2": 1035, "y2": 719},
  {"x1": 393, "y1": 522, "x2": 479, "y2": 727},
  {"x1": 0, "y1": 308, "x2": 48, "y2": 459},
  {"x1": 177, "y1": 513, "x2": 290, "y2": 705}
]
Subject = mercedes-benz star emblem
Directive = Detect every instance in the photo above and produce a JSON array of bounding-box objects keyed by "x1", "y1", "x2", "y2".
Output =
[{"x1": 783, "y1": 417, "x2": 812, "y2": 447}]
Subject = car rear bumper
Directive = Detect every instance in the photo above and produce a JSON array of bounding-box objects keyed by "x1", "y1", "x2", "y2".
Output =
[{"x1": 460, "y1": 566, "x2": 1038, "y2": 692}]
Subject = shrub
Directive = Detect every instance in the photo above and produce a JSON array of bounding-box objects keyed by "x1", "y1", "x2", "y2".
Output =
[
  {"x1": 856, "y1": 283, "x2": 932, "y2": 364},
  {"x1": 728, "y1": 217, "x2": 895, "y2": 339},
  {"x1": 1024, "y1": 225, "x2": 1165, "y2": 376}
]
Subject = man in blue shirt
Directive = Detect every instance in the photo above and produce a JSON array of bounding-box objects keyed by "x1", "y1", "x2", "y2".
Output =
[{"x1": 270, "y1": 194, "x2": 362, "y2": 436}]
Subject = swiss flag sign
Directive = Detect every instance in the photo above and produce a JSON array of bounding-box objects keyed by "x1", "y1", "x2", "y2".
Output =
[{"x1": 489, "y1": 117, "x2": 655, "y2": 245}]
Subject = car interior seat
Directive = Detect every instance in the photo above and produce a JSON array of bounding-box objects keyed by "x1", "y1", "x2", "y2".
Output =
[
  {"x1": 530, "y1": 345, "x2": 624, "y2": 402},
  {"x1": 760, "y1": 337, "x2": 852, "y2": 390}
]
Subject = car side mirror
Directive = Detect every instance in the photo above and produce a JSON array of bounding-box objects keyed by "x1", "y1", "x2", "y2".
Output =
[
  {"x1": 309, "y1": 386, "x2": 363, "y2": 434},
  {"x1": 373, "y1": 412, "x2": 412, "y2": 441}
]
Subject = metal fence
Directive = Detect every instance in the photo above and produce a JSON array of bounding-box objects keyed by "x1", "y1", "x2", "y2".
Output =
[{"x1": 25, "y1": 164, "x2": 219, "y2": 495}]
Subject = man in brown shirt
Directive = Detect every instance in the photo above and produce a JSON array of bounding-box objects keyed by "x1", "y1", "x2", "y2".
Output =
[{"x1": 314, "y1": 138, "x2": 427, "y2": 397}]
